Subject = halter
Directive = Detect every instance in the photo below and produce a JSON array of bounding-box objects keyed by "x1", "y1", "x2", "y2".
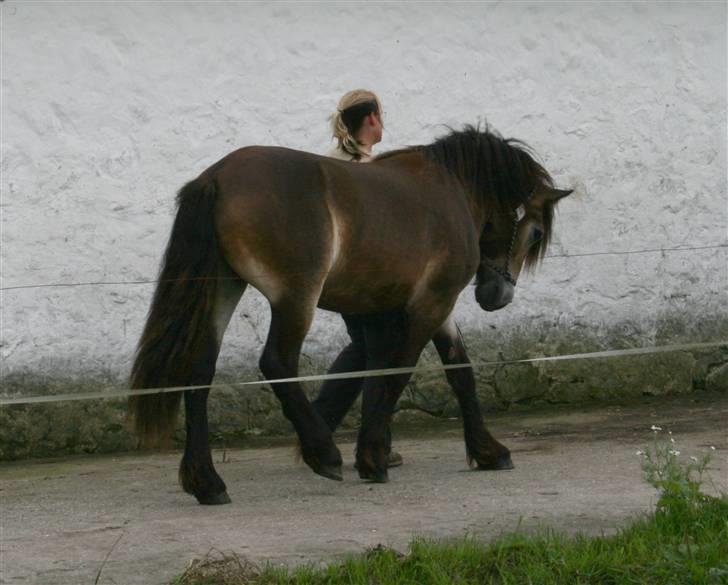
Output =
[{"x1": 482, "y1": 190, "x2": 534, "y2": 287}]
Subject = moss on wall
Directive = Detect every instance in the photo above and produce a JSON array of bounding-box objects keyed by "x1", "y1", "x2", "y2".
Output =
[{"x1": 2, "y1": 321, "x2": 725, "y2": 461}]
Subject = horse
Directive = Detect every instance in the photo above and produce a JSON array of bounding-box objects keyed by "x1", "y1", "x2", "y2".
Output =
[{"x1": 129, "y1": 124, "x2": 572, "y2": 505}]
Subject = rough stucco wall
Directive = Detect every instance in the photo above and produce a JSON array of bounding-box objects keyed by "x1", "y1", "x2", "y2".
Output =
[{"x1": 1, "y1": 2, "x2": 727, "y2": 457}]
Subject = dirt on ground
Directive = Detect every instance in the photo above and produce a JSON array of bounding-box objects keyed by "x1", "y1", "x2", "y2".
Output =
[{"x1": 1, "y1": 394, "x2": 726, "y2": 585}]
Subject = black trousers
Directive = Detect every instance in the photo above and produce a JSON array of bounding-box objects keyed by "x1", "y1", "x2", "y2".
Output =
[{"x1": 312, "y1": 312, "x2": 403, "y2": 432}]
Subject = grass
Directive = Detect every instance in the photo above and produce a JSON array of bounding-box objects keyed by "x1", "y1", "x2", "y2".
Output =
[{"x1": 173, "y1": 435, "x2": 727, "y2": 585}]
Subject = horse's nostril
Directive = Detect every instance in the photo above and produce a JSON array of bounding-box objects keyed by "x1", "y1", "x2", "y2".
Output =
[{"x1": 475, "y1": 277, "x2": 515, "y2": 312}]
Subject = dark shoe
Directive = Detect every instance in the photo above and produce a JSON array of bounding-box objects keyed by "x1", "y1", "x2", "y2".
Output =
[
  {"x1": 386, "y1": 451, "x2": 403, "y2": 468},
  {"x1": 354, "y1": 451, "x2": 404, "y2": 470}
]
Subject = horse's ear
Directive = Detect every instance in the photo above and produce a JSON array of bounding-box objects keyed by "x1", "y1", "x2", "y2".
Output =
[{"x1": 546, "y1": 188, "x2": 573, "y2": 201}]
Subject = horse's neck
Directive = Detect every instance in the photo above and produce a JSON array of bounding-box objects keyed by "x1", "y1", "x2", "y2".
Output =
[{"x1": 377, "y1": 150, "x2": 487, "y2": 232}]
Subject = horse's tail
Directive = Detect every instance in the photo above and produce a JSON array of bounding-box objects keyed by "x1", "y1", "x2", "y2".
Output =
[{"x1": 129, "y1": 176, "x2": 220, "y2": 448}]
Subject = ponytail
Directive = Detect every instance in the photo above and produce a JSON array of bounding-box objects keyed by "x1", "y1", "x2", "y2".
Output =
[{"x1": 331, "y1": 110, "x2": 365, "y2": 160}]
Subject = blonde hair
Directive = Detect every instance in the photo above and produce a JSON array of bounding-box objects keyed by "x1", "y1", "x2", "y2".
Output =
[{"x1": 330, "y1": 89, "x2": 383, "y2": 161}]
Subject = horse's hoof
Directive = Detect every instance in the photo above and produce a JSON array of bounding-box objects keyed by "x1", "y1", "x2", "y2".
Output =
[
  {"x1": 195, "y1": 491, "x2": 232, "y2": 505},
  {"x1": 315, "y1": 464, "x2": 343, "y2": 482},
  {"x1": 358, "y1": 467, "x2": 389, "y2": 483},
  {"x1": 477, "y1": 454, "x2": 514, "y2": 471}
]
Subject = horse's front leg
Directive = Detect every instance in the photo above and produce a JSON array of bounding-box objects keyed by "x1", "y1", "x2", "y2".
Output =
[
  {"x1": 355, "y1": 310, "x2": 422, "y2": 483},
  {"x1": 357, "y1": 374, "x2": 410, "y2": 482},
  {"x1": 260, "y1": 299, "x2": 343, "y2": 481},
  {"x1": 432, "y1": 316, "x2": 513, "y2": 470}
]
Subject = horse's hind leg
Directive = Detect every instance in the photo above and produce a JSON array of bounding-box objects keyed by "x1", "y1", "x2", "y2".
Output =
[
  {"x1": 260, "y1": 297, "x2": 343, "y2": 481},
  {"x1": 179, "y1": 273, "x2": 247, "y2": 505},
  {"x1": 432, "y1": 317, "x2": 513, "y2": 471}
]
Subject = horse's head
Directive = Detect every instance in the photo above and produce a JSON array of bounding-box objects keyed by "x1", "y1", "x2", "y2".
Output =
[
  {"x1": 475, "y1": 186, "x2": 572, "y2": 311},
  {"x1": 409, "y1": 123, "x2": 573, "y2": 312}
]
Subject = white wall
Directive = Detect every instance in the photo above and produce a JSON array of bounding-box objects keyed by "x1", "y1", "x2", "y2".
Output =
[{"x1": 2, "y1": 2, "x2": 726, "y2": 385}]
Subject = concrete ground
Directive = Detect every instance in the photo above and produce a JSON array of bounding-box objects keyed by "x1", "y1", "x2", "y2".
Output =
[{"x1": 1, "y1": 394, "x2": 726, "y2": 585}]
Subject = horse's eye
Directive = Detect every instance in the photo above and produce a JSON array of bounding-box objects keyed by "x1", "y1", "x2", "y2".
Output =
[
  {"x1": 483, "y1": 222, "x2": 493, "y2": 234},
  {"x1": 531, "y1": 228, "x2": 543, "y2": 242}
]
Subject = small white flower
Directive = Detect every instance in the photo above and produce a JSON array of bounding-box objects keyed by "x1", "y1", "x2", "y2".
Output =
[
  {"x1": 669, "y1": 450, "x2": 680, "y2": 456},
  {"x1": 668, "y1": 431, "x2": 672, "y2": 435},
  {"x1": 635, "y1": 450, "x2": 644, "y2": 456},
  {"x1": 690, "y1": 456, "x2": 698, "y2": 462},
  {"x1": 711, "y1": 446, "x2": 716, "y2": 451},
  {"x1": 651, "y1": 425, "x2": 662, "y2": 431},
  {"x1": 670, "y1": 437, "x2": 675, "y2": 444}
]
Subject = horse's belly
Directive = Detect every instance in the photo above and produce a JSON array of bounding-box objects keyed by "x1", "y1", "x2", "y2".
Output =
[{"x1": 318, "y1": 275, "x2": 413, "y2": 314}]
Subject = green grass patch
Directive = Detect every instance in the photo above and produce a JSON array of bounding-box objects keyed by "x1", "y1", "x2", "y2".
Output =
[{"x1": 173, "y1": 437, "x2": 727, "y2": 585}]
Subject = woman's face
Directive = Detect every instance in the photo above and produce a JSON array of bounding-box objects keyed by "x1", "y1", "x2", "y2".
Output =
[{"x1": 371, "y1": 112, "x2": 384, "y2": 144}]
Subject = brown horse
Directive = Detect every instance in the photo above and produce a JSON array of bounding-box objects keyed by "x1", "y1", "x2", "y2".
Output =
[{"x1": 129, "y1": 125, "x2": 572, "y2": 505}]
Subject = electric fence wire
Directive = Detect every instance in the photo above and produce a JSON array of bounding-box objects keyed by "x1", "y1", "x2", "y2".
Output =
[
  {"x1": 1, "y1": 243, "x2": 726, "y2": 292},
  {"x1": 1, "y1": 243, "x2": 726, "y2": 406}
]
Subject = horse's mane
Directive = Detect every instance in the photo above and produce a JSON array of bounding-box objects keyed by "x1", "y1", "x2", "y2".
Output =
[{"x1": 376, "y1": 124, "x2": 557, "y2": 267}]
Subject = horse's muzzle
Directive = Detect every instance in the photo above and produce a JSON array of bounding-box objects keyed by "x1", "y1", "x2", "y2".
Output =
[{"x1": 475, "y1": 266, "x2": 515, "y2": 311}]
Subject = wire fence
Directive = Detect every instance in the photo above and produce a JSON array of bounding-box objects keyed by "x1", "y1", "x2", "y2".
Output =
[
  {"x1": 1, "y1": 341, "x2": 725, "y2": 407},
  {"x1": 1, "y1": 241, "x2": 726, "y2": 407},
  {"x1": 2, "y1": 243, "x2": 726, "y2": 292}
]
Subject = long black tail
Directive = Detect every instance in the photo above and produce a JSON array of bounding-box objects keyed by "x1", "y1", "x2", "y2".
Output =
[{"x1": 129, "y1": 176, "x2": 220, "y2": 447}]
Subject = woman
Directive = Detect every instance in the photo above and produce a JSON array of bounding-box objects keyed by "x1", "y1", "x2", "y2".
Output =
[
  {"x1": 327, "y1": 89, "x2": 384, "y2": 162},
  {"x1": 313, "y1": 89, "x2": 403, "y2": 469}
]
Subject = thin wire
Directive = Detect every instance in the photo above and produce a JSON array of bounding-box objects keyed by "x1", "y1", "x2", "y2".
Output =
[
  {"x1": 1, "y1": 340, "x2": 724, "y2": 407},
  {"x1": 1, "y1": 243, "x2": 726, "y2": 292},
  {"x1": 544, "y1": 243, "x2": 728, "y2": 260}
]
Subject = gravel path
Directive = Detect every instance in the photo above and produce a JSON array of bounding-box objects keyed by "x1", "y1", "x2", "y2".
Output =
[{"x1": 2, "y1": 395, "x2": 726, "y2": 585}]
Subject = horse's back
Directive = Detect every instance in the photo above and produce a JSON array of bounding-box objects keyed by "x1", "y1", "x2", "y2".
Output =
[
  {"x1": 203, "y1": 145, "x2": 479, "y2": 312},
  {"x1": 208, "y1": 147, "x2": 335, "y2": 300}
]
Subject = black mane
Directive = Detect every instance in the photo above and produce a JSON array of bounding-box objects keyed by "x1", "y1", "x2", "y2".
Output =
[
  {"x1": 378, "y1": 124, "x2": 553, "y2": 210},
  {"x1": 376, "y1": 124, "x2": 557, "y2": 266}
]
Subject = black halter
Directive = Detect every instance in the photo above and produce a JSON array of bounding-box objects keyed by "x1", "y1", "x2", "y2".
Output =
[{"x1": 483, "y1": 190, "x2": 534, "y2": 287}]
